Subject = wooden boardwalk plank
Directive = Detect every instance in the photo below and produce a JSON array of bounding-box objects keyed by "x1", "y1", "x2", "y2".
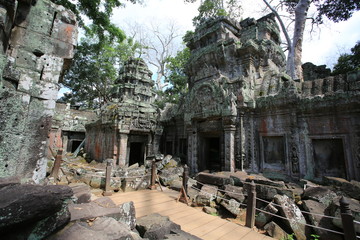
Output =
[{"x1": 109, "y1": 189, "x2": 274, "y2": 240}]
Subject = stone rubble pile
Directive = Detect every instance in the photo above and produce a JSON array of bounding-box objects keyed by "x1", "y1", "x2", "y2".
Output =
[
  {"x1": 183, "y1": 171, "x2": 360, "y2": 240},
  {"x1": 0, "y1": 177, "x2": 200, "y2": 240}
]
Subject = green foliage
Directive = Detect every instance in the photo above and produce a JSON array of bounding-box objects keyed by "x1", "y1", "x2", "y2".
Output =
[
  {"x1": 154, "y1": 47, "x2": 190, "y2": 108},
  {"x1": 276, "y1": 0, "x2": 359, "y2": 25},
  {"x1": 164, "y1": 47, "x2": 190, "y2": 103},
  {"x1": 192, "y1": 0, "x2": 228, "y2": 27},
  {"x1": 51, "y1": 0, "x2": 142, "y2": 40},
  {"x1": 183, "y1": 31, "x2": 195, "y2": 45},
  {"x1": 314, "y1": 0, "x2": 360, "y2": 23},
  {"x1": 281, "y1": 233, "x2": 295, "y2": 240},
  {"x1": 310, "y1": 234, "x2": 320, "y2": 240},
  {"x1": 60, "y1": 25, "x2": 139, "y2": 109},
  {"x1": 332, "y1": 41, "x2": 360, "y2": 75}
]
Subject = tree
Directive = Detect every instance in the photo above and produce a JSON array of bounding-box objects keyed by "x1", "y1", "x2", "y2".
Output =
[
  {"x1": 191, "y1": 0, "x2": 242, "y2": 27},
  {"x1": 332, "y1": 41, "x2": 360, "y2": 75},
  {"x1": 163, "y1": 47, "x2": 191, "y2": 104},
  {"x1": 261, "y1": 0, "x2": 359, "y2": 81},
  {"x1": 51, "y1": 0, "x2": 143, "y2": 40},
  {"x1": 60, "y1": 27, "x2": 139, "y2": 108},
  {"x1": 124, "y1": 20, "x2": 183, "y2": 91}
]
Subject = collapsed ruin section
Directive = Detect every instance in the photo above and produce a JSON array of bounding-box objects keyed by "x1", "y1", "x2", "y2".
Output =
[
  {"x1": 161, "y1": 14, "x2": 360, "y2": 181},
  {"x1": 48, "y1": 102, "x2": 97, "y2": 157},
  {"x1": 85, "y1": 58, "x2": 162, "y2": 166},
  {"x1": 0, "y1": 0, "x2": 77, "y2": 182}
]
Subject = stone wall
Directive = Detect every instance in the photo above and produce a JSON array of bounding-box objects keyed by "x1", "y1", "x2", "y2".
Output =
[{"x1": 0, "y1": 0, "x2": 77, "y2": 182}]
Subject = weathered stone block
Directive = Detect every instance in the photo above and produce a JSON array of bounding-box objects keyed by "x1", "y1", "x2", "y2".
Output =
[
  {"x1": 196, "y1": 172, "x2": 231, "y2": 186},
  {"x1": 69, "y1": 182, "x2": 91, "y2": 204},
  {"x1": 69, "y1": 198, "x2": 135, "y2": 223},
  {"x1": 274, "y1": 194, "x2": 307, "y2": 240},
  {"x1": 223, "y1": 184, "x2": 245, "y2": 203},
  {"x1": 302, "y1": 200, "x2": 342, "y2": 240},
  {"x1": 302, "y1": 186, "x2": 338, "y2": 206},
  {"x1": 264, "y1": 221, "x2": 288, "y2": 239},
  {"x1": 195, "y1": 184, "x2": 218, "y2": 206},
  {"x1": 0, "y1": 184, "x2": 73, "y2": 231},
  {"x1": 48, "y1": 217, "x2": 138, "y2": 240},
  {"x1": 136, "y1": 213, "x2": 181, "y2": 240},
  {"x1": 220, "y1": 198, "x2": 240, "y2": 216}
]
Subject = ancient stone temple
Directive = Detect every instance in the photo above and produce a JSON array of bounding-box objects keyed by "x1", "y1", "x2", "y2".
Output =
[
  {"x1": 161, "y1": 14, "x2": 360, "y2": 181},
  {"x1": 0, "y1": 0, "x2": 77, "y2": 182},
  {"x1": 85, "y1": 58, "x2": 161, "y2": 166}
]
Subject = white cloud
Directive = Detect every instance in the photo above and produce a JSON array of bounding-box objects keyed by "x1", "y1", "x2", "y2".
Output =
[{"x1": 111, "y1": 0, "x2": 360, "y2": 69}]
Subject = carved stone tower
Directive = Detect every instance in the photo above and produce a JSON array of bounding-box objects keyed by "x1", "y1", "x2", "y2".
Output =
[{"x1": 85, "y1": 58, "x2": 161, "y2": 166}]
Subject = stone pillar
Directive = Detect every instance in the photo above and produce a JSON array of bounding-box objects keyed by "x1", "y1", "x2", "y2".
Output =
[
  {"x1": 152, "y1": 128, "x2": 163, "y2": 154},
  {"x1": 224, "y1": 125, "x2": 236, "y2": 172},
  {"x1": 118, "y1": 131, "x2": 129, "y2": 167},
  {"x1": 238, "y1": 111, "x2": 246, "y2": 171},
  {"x1": 187, "y1": 127, "x2": 198, "y2": 174},
  {"x1": 147, "y1": 133, "x2": 153, "y2": 156}
]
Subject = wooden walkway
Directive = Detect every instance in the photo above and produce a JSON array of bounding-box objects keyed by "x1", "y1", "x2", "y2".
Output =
[{"x1": 109, "y1": 189, "x2": 274, "y2": 240}]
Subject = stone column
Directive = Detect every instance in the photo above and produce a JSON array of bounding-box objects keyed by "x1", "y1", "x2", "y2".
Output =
[
  {"x1": 147, "y1": 133, "x2": 153, "y2": 156},
  {"x1": 118, "y1": 131, "x2": 129, "y2": 167},
  {"x1": 224, "y1": 125, "x2": 236, "y2": 172},
  {"x1": 238, "y1": 111, "x2": 246, "y2": 171},
  {"x1": 187, "y1": 127, "x2": 198, "y2": 174}
]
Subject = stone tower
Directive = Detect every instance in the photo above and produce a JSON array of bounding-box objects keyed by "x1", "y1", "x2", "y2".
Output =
[{"x1": 85, "y1": 58, "x2": 161, "y2": 166}]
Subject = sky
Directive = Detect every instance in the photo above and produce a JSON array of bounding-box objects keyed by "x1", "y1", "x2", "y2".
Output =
[
  {"x1": 111, "y1": 0, "x2": 360, "y2": 68},
  {"x1": 58, "y1": 0, "x2": 360, "y2": 98}
]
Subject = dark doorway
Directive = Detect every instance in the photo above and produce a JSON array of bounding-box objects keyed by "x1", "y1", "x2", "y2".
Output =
[
  {"x1": 66, "y1": 131, "x2": 85, "y2": 153},
  {"x1": 129, "y1": 142, "x2": 144, "y2": 166},
  {"x1": 71, "y1": 140, "x2": 83, "y2": 152},
  {"x1": 312, "y1": 138, "x2": 347, "y2": 179},
  {"x1": 200, "y1": 137, "x2": 221, "y2": 171}
]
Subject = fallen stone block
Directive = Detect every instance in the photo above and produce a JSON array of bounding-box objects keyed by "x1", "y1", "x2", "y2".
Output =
[
  {"x1": 69, "y1": 182, "x2": 91, "y2": 204},
  {"x1": 274, "y1": 194, "x2": 307, "y2": 240},
  {"x1": 323, "y1": 176, "x2": 360, "y2": 201},
  {"x1": 302, "y1": 186, "x2": 337, "y2": 207},
  {"x1": 264, "y1": 221, "x2": 288, "y2": 239},
  {"x1": 136, "y1": 213, "x2": 181, "y2": 240},
  {"x1": 48, "y1": 217, "x2": 140, "y2": 240},
  {"x1": 195, "y1": 184, "x2": 218, "y2": 206},
  {"x1": 69, "y1": 198, "x2": 136, "y2": 228},
  {"x1": 196, "y1": 172, "x2": 231, "y2": 186},
  {"x1": 0, "y1": 184, "x2": 73, "y2": 239},
  {"x1": 255, "y1": 202, "x2": 278, "y2": 228},
  {"x1": 220, "y1": 198, "x2": 241, "y2": 216},
  {"x1": 223, "y1": 184, "x2": 245, "y2": 203},
  {"x1": 121, "y1": 175, "x2": 151, "y2": 192},
  {"x1": 302, "y1": 199, "x2": 342, "y2": 240}
]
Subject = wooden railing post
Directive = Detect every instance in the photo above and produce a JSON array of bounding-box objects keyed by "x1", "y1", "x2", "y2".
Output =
[
  {"x1": 150, "y1": 160, "x2": 156, "y2": 190},
  {"x1": 183, "y1": 164, "x2": 189, "y2": 196},
  {"x1": 245, "y1": 181, "x2": 256, "y2": 228},
  {"x1": 103, "y1": 160, "x2": 112, "y2": 196},
  {"x1": 340, "y1": 196, "x2": 356, "y2": 240},
  {"x1": 50, "y1": 149, "x2": 63, "y2": 181}
]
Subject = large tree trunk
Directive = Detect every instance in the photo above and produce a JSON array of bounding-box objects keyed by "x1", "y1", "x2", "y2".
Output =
[{"x1": 287, "y1": 0, "x2": 310, "y2": 81}]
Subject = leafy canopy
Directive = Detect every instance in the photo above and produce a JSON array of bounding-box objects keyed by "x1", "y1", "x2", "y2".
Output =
[
  {"x1": 191, "y1": 0, "x2": 242, "y2": 27},
  {"x1": 51, "y1": 0, "x2": 142, "y2": 41},
  {"x1": 332, "y1": 41, "x2": 360, "y2": 75},
  {"x1": 60, "y1": 25, "x2": 140, "y2": 108}
]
